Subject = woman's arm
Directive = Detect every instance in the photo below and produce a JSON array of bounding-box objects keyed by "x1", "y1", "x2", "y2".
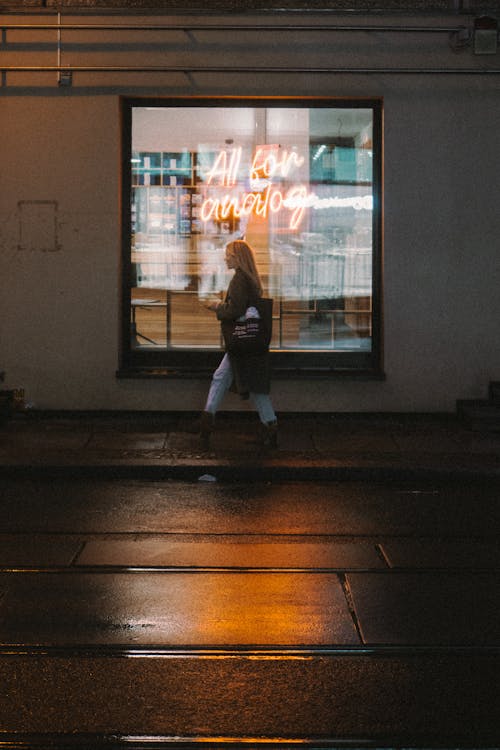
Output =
[{"x1": 216, "y1": 270, "x2": 250, "y2": 321}]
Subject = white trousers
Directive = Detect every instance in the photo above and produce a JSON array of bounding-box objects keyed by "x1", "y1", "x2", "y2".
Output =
[{"x1": 204, "y1": 354, "x2": 276, "y2": 424}]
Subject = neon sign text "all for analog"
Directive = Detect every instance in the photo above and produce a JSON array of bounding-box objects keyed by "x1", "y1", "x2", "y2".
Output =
[{"x1": 200, "y1": 146, "x2": 309, "y2": 230}]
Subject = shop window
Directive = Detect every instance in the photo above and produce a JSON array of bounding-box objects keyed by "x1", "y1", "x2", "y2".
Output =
[{"x1": 120, "y1": 97, "x2": 383, "y2": 377}]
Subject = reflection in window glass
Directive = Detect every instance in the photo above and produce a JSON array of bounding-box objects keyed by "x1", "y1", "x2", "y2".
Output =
[{"x1": 129, "y1": 104, "x2": 375, "y2": 354}]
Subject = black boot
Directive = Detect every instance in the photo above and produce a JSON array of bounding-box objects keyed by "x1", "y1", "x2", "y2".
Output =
[
  {"x1": 262, "y1": 419, "x2": 278, "y2": 448},
  {"x1": 199, "y1": 411, "x2": 214, "y2": 446}
]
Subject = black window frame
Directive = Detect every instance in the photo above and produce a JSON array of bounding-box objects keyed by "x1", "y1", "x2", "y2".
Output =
[{"x1": 119, "y1": 96, "x2": 383, "y2": 379}]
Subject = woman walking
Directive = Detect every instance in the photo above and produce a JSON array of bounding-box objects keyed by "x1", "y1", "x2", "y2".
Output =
[{"x1": 201, "y1": 239, "x2": 278, "y2": 447}]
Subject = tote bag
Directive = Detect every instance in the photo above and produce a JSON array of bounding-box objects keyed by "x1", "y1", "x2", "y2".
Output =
[{"x1": 222, "y1": 298, "x2": 273, "y2": 356}]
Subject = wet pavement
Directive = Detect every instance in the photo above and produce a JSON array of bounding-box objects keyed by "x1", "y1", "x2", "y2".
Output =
[
  {"x1": 3, "y1": 653, "x2": 499, "y2": 742},
  {"x1": 1, "y1": 410, "x2": 500, "y2": 479},
  {"x1": 0, "y1": 412, "x2": 499, "y2": 747}
]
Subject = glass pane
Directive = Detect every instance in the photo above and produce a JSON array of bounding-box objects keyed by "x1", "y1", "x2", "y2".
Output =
[
  {"x1": 169, "y1": 292, "x2": 222, "y2": 348},
  {"x1": 129, "y1": 104, "x2": 374, "y2": 355},
  {"x1": 130, "y1": 289, "x2": 167, "y2": 348}
]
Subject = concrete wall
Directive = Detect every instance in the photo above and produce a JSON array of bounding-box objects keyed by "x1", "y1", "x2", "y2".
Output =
[{"x1": 1, "y1": 12, "x2": 500, "y2": 412}]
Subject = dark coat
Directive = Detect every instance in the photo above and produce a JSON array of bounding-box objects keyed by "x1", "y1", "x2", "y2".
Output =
[{"x1": 216, "y1": 268, "x2": 271, "y2": 395}]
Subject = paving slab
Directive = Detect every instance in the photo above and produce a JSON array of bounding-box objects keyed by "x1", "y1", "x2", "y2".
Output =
[
  {"x1": 75, "y1": 538, "x2": 383, "y2": 569},
  {"x1": 453, "y1": 430, "x2": 500, "y2": 453},
  {"x1": 0, "y1": 571, "x2": 358, "y2": 646},
  {"x1": 380, "y1": 539, "x2": 500, "y2": 569},
  {"x1": 0, "y1": 427, "x2": 90, "y2": 457},
  {"x1": 1, "y1": 478, "x2": 499, "y2": 536},
  {"x1": 0, "y1": 653, "x2": 498, "y2": 742},
  {"x1": 87, "y1": 432, "x2": 167, "y2": 450},
  {"x1": 347, "y1": 572, "x2": 500, "y2": 646},
  {"x1": 313, "y1": 428, "x2": 400, "y2": 454},
  {"x1": 390, "y1": 430, "x2": 464, "y2": 453}
]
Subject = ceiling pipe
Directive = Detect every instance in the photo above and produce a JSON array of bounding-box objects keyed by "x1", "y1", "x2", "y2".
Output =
[
  {"x1": 0, "y1": 21, "x2": 474, "y2": 32},
  {"x1": 1, "y1": 64, "x2": 499, "y2": 73},
  {"x1": 2, "y1": 15, "x2": 498, "y2": 77}
]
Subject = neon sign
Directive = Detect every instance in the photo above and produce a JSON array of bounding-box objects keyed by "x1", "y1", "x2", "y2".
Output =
[
  {"x1": 249, "y1": 146, "x2": 304, "y2": 182},
  {"x1": 204, "y1": 145, "x2": 304, "y2": 187},
  {"x1": 200, "y1": 146, "x2": 309, "y2": 230},
  {"x1": 200, "y1": 146, "x2": 371, "y2": 231},
  {"x1": 201, "y1": 183, "x2": 310, "y2": 231}
]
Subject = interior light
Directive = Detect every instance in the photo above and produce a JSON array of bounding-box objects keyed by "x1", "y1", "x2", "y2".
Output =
[{"x1": 313, "y1": 145, "x2": 327, "y2": 162}]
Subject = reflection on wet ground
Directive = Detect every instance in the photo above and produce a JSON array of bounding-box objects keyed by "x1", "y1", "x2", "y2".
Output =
[{"x1": 0, "y1": 477, "x2": 499, "y2": 743}]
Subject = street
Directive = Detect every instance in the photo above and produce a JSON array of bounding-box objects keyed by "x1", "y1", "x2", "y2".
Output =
[{"x1": 0, "y1": 476, "x2": 499, "y2": 746}]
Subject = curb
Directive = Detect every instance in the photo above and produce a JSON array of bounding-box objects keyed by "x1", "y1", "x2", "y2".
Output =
[{"x1": 1, "y1": 462, "x2": 499, "y2": 482}]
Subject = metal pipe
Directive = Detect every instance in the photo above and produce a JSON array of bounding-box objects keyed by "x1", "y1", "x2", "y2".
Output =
[
  {"x1": 57, "y1": 11, "x2": 61, "y2": 70},
  {"x1": 0, "y1": 22, "x2": 469, "y2": 33},
  {"x1": 1, "y1": 65, "x2": 499, "y2": 73}
]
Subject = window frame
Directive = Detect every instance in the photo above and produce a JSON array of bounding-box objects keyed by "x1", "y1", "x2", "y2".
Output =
[{"x1": 119, "y1": 96, "x2": 383, "y2": 379}]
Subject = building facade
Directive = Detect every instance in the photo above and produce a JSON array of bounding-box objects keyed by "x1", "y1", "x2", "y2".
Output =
[{"x1": 1, "y1": 1, "x2": 499, "y2": 412}]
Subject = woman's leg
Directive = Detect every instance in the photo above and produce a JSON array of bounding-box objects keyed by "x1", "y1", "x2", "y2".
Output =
[
  {"x1": 250, "y1": 392, "x2": 278, "y2": 447},
  {"x1": 250, "y1": 392, "x2": 277, "y2": 425},
  {"x1": 204, "y1": 354, "x2": 234, "y2": 415}
]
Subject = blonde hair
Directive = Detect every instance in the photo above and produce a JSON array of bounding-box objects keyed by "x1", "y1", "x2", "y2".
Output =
[{"x1": 226, "y1": 240, "x2": 263, "y2": 296}]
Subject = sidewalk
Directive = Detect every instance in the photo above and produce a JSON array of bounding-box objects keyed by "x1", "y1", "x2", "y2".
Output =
[{"x1": 1, "y1": 409, "x2": 500, "y2": 479}]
